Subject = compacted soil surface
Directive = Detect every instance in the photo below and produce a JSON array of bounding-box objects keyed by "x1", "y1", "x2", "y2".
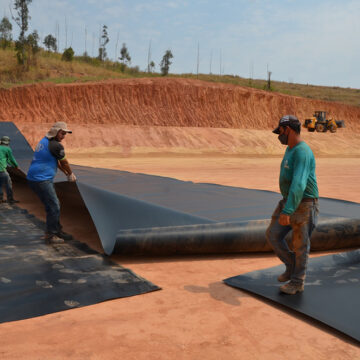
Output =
[{"x1": 0, "y1": 78, "x2": 359, "y2": 359}]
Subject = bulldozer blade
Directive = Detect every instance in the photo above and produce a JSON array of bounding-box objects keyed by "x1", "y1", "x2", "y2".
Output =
[{"x1": 336, "y1": 120, "x2": 345, "y2": 128}]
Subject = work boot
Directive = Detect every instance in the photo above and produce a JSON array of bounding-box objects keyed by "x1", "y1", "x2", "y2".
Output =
[
  {"x1": 45, "y1": 234, "x2": 65, "y2": 245},
  {"x1": 280, "y1": 281, "x2": 304, "y2": 295},
  {"x1": 55, "y1": 230, "x2": 73, "y2": 241},
  {"x1": 277, "y1": 270, "x2": 291, "y2": 282},
  {"x1": 7, "y1": 199, "x2": 19, "y2": 204}
]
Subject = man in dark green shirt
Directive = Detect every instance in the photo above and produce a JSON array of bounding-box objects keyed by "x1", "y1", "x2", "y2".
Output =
[
  {"x1": 0, "y1": 136, "x2": 19, "y2": 204},
  {"x1": 266, "y1": 115, "x2": 319, "y2": 295}
]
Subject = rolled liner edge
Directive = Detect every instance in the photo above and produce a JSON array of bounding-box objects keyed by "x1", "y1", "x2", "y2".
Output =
[{"x1": 113, "y1": 217, "x2": 360, "y2": 255}]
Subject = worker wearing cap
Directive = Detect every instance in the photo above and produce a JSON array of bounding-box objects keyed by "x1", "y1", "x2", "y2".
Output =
[
  {"x1": 27, "y1": 122, "x2": 77, "y2": 244},
  {"x1": 266, "y1": 115, "x2": 319, "y2": 295},
  {"x1": 0, "y1": 135, "x2": 19, "y2": 204}
]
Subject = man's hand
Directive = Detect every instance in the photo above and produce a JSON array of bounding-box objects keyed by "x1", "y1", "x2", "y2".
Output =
[
  {"x1": 67, "y1": 173, "x2": 77, "y2": 182},
  {"x1": 279, "y1": 213, "x2": 290, "y2": 226}
]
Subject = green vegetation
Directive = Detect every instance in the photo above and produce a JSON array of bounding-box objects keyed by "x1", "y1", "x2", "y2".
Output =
[
  {"x1": 13, "y1": 0, "x2": 36, "y2": 68},
  {"x1": 177, "y1": 73, "x2": 360, "y2": 107},
  {"x1": 0, "y1": 45, "x2": 359, "y2": 107},
  {"x1": 61, "y1": 47, "x2": 74, "y2": 62},
  {"x1": 0, "y1": 46, "x2": 152, "y2": 88},
  {"x1": 1, "y1": 0, "x2": 358, "y2": 109},
  {"x1": 160, "y1": 49, "x2": 173, "y2": 76},
  {"x1": 43, "y1": 34, "x2": 57, "y2": 52},
  {"x1": 119, "y1": 43, "x2": 131, "y2": 66},
  {"x1": 98, "y1": 25, "x2": 109, "y2": 61},
  {"x1": 0, "y1": 17, "x2": 12, "y2": 49}
]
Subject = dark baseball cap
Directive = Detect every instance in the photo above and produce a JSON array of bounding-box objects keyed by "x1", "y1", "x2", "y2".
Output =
[{"x1": 272, "y1": 115, "x2": 301, "y2": 134}]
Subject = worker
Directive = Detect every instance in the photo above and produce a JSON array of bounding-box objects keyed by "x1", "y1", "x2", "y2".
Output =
[
  {"x1": 0, "y1": 136, "x2": 19, "y2": 204},
  {"x1": 266, "y1": 115, "x2": 319, "y2": 295},
  {"x1": 27, "y1": 122, "x2": 77, "y2": 244}
]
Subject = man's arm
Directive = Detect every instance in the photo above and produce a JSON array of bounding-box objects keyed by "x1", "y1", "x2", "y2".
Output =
[
  {"x1": 49, "y1": 140, "x2": 76, "y2": 181},
  {"x1": 58, "y1": 158, "x2": 76, "y2": 181},
  {"x1": 58, "y1": 158, "x2": 71, "y2": 176}
]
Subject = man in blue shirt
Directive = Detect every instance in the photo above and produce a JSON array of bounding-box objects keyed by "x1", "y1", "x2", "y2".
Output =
[
  {"x1": 27, "y1": 122, "x2": 77, "y2": 244},
  {"x1": 266, "y1": 115, "x2": 319, "y2": 295}
]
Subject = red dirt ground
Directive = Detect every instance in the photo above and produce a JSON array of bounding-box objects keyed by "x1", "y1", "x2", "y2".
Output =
[
  {"x1": 0, "y1": 78, "x2": 359, "y2": 152},
  {"x1": 0, "y1": 79, "x2": 359, "y2": 359}
]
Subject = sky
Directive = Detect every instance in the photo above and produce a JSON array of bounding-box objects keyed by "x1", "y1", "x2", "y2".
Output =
[{"x1": 1, "y1": 0, "x2": 359, "y2": 88}]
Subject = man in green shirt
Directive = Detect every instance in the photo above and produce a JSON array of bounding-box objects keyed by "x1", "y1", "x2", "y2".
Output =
[
  {"x1": 266, "y1": 115, "x2": 319, "y2": 295},
  {"x1": 0, "y1": 136, "x2": 19, "y2": 204}
]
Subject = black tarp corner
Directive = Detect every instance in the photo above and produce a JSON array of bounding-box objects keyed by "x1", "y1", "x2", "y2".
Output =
[
  {"x1": 224, "y1": 249, "x2": 360, "y2": 343},
  {"x1": 0, "y1": 202, "x2": 159, "y2": 323}
]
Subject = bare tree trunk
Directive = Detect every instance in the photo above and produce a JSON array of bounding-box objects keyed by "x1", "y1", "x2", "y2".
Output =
[
  {"x1": 115, "y1": 30, "x2": 119, "y2": 62},
  {"x1": 85, "y1": 26, "x2": 87, "y2": 55},
  {"x1": 147, "y1": 39, "x2": 152, "y2": 72},
  {"x1": 65, "y1": 16, "x2": 67, "y2": 49},
  {"x1": 219, "y1": 49, "x2": 222, "y2": 76},
  {"x1": 196, "y1": 42, "x2": 200, "y2": 78}
]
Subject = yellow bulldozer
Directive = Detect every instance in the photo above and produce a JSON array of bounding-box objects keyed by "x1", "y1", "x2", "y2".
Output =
[{"x1": 303, "y1": 111, "x2": 345, "y2": 133}]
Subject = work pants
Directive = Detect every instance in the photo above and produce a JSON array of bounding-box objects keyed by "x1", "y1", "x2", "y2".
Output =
[
  {"x1": 0, "y1": 170, "x2": 14, "y2": 201},
  {"x1": 266, "y1": 199, "x2": 319, "y2": 285},
  {"x1": 28, "y1": 179, "x2": 61, "y2": 235}
]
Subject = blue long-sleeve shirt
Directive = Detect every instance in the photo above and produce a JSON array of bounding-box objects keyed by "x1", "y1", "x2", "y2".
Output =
[{"x1": 279, "y1": 141, "x2": 318, "y2": 215}]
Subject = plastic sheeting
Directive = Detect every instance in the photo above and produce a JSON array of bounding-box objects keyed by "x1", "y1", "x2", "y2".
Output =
[
  {"x1": 0, "y1": 203, "x2": 159, "y2": 323},
  {"x1": 224, "y1": 249, "x2": 360, "y2": 342},
  {"x1": 112, "y1": 217, "x2": 360, "y2": 255},
  {"x1": 2, "y1": 121, "x2": 360, "y2": 255}
]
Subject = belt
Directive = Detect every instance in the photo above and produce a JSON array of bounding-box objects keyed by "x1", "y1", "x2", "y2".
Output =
[
  {"x1": 301, "y1": 198, "x2": 318, "y2": 203},
  {"x1": 283, "y1": 198, "x2": 318, "y2": 203}
]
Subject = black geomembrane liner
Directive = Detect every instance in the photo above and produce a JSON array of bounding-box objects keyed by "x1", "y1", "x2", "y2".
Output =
[
  {"x1": 224, "y1": 250, "x2": 360, "y2": 343},
  {"x1": 2, "y1": 121, "x2": 360, "y2": 255},
  {"x1": 0, "y1": 204, "x2": 159, "y2": 323}
]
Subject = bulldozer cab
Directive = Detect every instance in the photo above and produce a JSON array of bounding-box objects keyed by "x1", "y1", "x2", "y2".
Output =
[{"x1": 314, "y1": 111, "x2": 327, "y2": 123}]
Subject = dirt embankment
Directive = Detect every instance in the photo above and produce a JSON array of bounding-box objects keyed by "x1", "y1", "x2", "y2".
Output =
[{"x1": 0, "y1": 78, "x2": 359, "y2": 154}]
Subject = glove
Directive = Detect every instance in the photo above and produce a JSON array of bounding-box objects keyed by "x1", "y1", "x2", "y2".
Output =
[{"x1": 67, "y1": 173, "x2": 77, "y2": 182}]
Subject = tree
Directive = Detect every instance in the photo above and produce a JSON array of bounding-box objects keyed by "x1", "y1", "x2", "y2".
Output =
[
  {"x1": 13, "y1": 0, "x2": 31, "y2": 42},
  {"x1": 149, "y1": 60, "x2": 155, "y2": 73},
  {"x1": 119, "y1": 43, "x2": 131, "y2": 65},
  {"x1": 0, "y1": 17, "x2": 12, "y2": 49},
  {"x1": 98, "y1": 25, "x2": 109, "y2": 61},
  {"x1": 12, "y1": 0, "x2": 32, "y2": 66},
  {"x1": 43, "y1": 34, "x2": 57, "y2": 52},
  {"x1": 13, "y1": 29, "x2": 39, "y2": 69},
  {"x1": 24, "y1": 30, "x2": 39, "y2": 66},
  {"x1": 160, "y1": 49, "x2": 173, "y2": 76},
  {"x1": 62, "y1": 47, "x2": 74, "y2": 61}
]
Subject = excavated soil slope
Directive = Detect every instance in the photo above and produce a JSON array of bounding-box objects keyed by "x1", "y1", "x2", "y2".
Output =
[{"x1": 0, "y1": 78, "x2": 359, "y2": 154}]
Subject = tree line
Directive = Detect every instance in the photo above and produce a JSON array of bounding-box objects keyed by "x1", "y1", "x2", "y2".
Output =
[{"x1": 0, "y1": 0, "x2": 174, "y2": 75}]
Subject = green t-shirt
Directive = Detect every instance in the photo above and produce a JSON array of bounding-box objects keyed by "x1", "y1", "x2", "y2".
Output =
[
  {"x1": 0, "y1": 145, "x2": 18, "y2": 172},
  {"x1": 279, "y1": 141, "x2": 319, "y2": 215}
]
